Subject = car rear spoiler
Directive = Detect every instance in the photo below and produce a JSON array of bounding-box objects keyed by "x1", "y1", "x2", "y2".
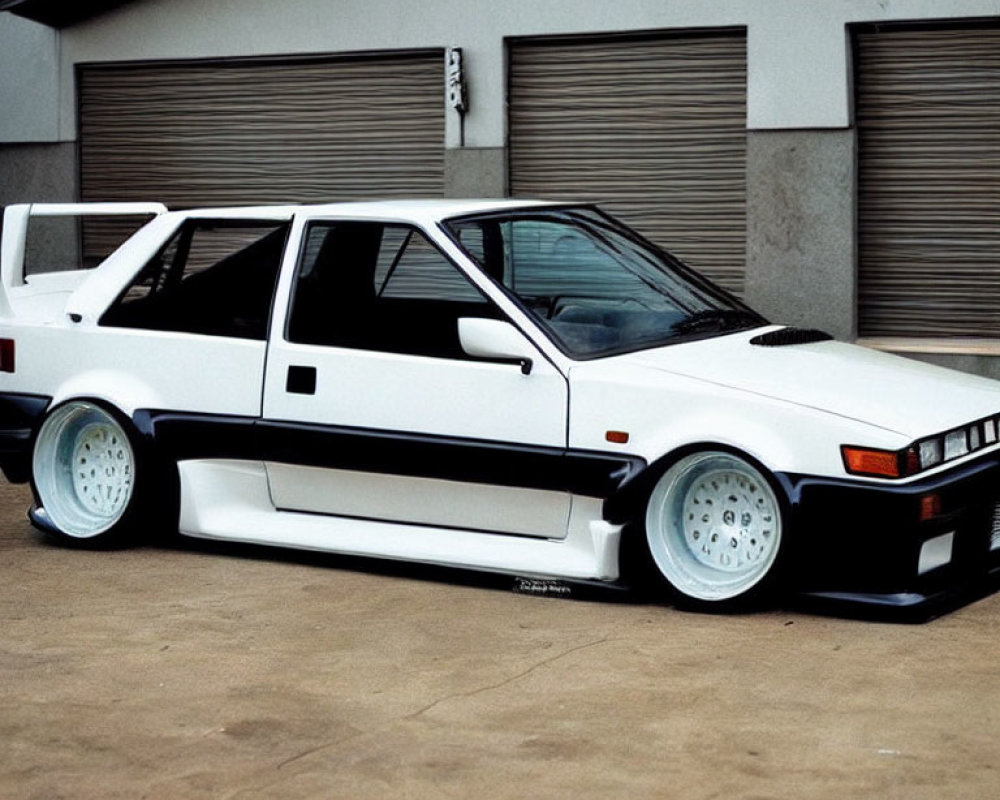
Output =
[{"x1": 0, "y1": 202, "x2": 168, "y2": 317}]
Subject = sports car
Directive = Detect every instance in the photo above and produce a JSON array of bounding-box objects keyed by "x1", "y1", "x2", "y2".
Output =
[{"x1": 1, "y1": 199, "x2": 998, "y2": 611}]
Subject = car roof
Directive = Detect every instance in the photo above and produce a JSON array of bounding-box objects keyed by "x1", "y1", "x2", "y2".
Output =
[{"x1": 163, "y1": 198, "x2": 565, "y2": 225}]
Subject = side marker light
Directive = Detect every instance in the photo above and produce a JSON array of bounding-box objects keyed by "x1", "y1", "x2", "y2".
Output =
[
  {"x1": 918, "y1": 494, "x2": 943, "y2": 522},
  {"x1": 606, "y1": 430, "x2": 630, "y2": 444}
]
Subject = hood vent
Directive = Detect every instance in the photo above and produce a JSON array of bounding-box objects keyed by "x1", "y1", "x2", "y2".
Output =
[{"x1": 749, "y1": 327, "x2": 833, "y2": 347}]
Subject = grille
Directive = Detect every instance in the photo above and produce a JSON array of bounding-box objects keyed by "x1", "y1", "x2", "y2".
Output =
[{"x1": 991, "y1": 501, "x2": 1000, "y2": 551}]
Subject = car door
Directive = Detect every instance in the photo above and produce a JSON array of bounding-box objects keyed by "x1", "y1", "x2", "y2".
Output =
[{"x1": 260, "y1": 217, "x2": 571, "y2": 539}]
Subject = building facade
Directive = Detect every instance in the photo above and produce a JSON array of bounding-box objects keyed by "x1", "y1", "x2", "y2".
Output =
[{"x1": 1, "y1": 0, "x2": 998, "y2": 375}]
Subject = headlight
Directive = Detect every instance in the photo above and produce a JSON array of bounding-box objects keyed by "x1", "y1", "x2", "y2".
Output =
[
  {"x1": 943, "y1": 429, "x2": 969, "y2": 460},
  {"x1": 843, "y1": 413, "x2": 1000, "y2": 479},
  {"x1": 918, "y1": 438, "x2": 943, "y2": 470},
  {"x1": 985, "y1": 418, "x2": 998, "y2": 445}
]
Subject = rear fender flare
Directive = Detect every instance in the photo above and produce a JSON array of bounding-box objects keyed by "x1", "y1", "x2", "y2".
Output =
[{"x1": 49, "y1": 371, "x2": 162, "y2": 420}]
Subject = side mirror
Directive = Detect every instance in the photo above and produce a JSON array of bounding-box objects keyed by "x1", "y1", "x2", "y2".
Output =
[{"x1": 458, "y1": 318, "x2": 535, "y2": 375}]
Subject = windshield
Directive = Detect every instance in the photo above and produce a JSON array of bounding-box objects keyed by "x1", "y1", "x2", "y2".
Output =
[{"x1": 445, "y1": 207, "x2": 767, "y2": 358}]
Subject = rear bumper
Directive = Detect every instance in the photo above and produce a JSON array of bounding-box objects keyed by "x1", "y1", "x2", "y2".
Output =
[
  {"x1": 0, "y1": 393, "x2": 50, "y2": 482},
  {"x1": 778, "y1": 452, "x2": 1000, "y2": 613}
]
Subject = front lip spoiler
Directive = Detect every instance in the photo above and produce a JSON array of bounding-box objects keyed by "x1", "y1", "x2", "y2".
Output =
[{"x1": 792, "y1": 562, "x2": 1000, "y2": 622}]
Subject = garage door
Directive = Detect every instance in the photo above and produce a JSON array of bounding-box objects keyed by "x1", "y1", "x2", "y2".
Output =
[
  {"x1": 78, "y1": 52, "x2": 444, "y2": 261},
  {"x1": 509, "y1": 31, "x2": 747, "y2": 293},
  {"x1": 855, "y1": 25, "x2": 1000, "y2": 338}
]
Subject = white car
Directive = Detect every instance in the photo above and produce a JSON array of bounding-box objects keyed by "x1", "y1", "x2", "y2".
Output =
[{"x1": 1, "y1": 200, "x2": 999, "y2": 612}]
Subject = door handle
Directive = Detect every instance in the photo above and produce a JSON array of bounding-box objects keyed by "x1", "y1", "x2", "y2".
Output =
[{"x1": 286, "y1": 365, "x2": 317, "y2": 395}]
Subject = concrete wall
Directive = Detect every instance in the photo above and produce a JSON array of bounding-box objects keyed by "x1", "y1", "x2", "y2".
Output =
[
  {"x1": 0, "y1": 14, "x2": 73, "y2": 264},
  {"x1": 0, "y1": 143, "x2": 80, "y2": 269},
  {"x1": 0, "y1": 14, "x2": 60, "y2": 143},
  {"x1": 0, "y1": 143, "x2": 78, "y2": 205},
  {"x1": 907, "y1": 353, "x2": 1000, "y2": 382}
]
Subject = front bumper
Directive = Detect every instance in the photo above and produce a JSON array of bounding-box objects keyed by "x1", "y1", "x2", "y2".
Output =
[
  {"x1": 0, "y1": 393, "x2": 50, "y2": 483},
  {"x1": 779, "y1": 452, "x2": 1000, "y2": 612}
]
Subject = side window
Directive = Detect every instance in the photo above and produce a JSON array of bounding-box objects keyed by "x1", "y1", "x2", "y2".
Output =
[
  {"x1": 101, "y1": 220, "x2": 289, "y2": 340},
  {"x1": 375, "y1": 229, "x2": 485, "y2": 301},
  {"x1": 287, "y1": 221, "x2": 500, "y2": 358}
]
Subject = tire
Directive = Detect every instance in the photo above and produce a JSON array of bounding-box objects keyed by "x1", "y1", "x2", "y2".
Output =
[
  {"x1": 31, "y1": 400, "x2": 145, "y2": 546},
  {"x1": 642, "y1": 450, "x2": 784, "y2": 609}
]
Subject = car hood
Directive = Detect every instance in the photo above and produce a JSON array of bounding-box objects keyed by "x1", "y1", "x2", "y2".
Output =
[{"x1": 617, "y1": 328, "x2": 1000, "y2": 438}]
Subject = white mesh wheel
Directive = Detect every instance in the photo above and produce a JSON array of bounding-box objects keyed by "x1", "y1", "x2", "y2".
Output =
[
  {"x1": 32, "y1": 401, "x2": 137, "y2": 539},
  {"x1": 644, "y1": 451, "x2": 783, "y2": 603}
]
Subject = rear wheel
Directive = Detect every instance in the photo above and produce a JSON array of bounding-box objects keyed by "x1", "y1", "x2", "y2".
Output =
[
  {"x1": 32, "y1": 401, "x2": 143, "y2": 545},
  {"x1": 642, "y1": 450, "x2": 784, "y2": 609}
]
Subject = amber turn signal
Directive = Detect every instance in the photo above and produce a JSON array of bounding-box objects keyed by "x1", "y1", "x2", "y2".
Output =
[
  {"x1": 605, "y1": 430, "x2": 630, "y2": 444},
  {"x1": 841, "y1": 445, "x2": 901, "y2": 478}
]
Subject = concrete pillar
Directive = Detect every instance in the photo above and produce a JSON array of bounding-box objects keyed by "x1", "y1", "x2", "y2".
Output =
[
  {"x1": 745, "y1": 129, "x2": 856, "y2": 340},
  {"x1": 444, "y1": 147, "x2": 506, "y2": 198}
]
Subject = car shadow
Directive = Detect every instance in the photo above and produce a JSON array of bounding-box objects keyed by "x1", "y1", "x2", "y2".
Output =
[{"x1": 30, "y1": 522, "x2": 999, "y2": 622}]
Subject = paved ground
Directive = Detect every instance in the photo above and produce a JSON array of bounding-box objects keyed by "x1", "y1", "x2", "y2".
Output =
[{"x1": 2, "y1": 479, "x2": 999, "y2": 800}]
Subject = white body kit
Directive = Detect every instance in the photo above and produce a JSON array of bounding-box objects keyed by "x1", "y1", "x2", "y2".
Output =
[{"x1": 2, "y1": 200, "x2": 998, "y2": 610}]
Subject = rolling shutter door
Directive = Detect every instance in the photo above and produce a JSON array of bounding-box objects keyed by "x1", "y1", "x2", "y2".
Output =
[
  {"x1": 78, "y1": 53, "x2": 444, "y2": 261},
  {"x1": 856, "y1": 26, "x2": 1000, "y2": 338},
  {"x1": 509, "y1": 32, "x2": 747, "y2": 293}
]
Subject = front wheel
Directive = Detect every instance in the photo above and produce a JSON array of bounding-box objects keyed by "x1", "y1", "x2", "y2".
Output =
[
  {"x1": 642, "y1": 450, "x2": 784, "y2": 609},
  {"x1": 31, "y1": 401, "x2": 143, "y2": 546}
]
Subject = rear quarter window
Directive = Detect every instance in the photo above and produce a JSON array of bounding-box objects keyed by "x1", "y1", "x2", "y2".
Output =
[{"x1": 100, "y1": 220, "x2": 289, "y2": 340}]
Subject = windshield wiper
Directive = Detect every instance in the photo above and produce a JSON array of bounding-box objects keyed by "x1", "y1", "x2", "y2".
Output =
[{"x1": 671, "y1": 309, "x2": 766, "y2": 335}]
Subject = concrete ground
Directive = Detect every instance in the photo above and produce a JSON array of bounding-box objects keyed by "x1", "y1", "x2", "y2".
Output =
[{"x1": 1, "y1": 479, "x2": 999, "y2": 800}]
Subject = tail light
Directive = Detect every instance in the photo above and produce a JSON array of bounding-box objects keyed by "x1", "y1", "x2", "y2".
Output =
[{"x1": 0, "y1": 338, "x2": 13, "y2": 373}]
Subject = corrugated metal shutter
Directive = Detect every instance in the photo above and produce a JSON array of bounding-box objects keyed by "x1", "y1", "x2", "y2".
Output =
[
  {"x1": 856, "y1": 26, "x2": 1000, "y2": 338},
  {"x1": 78, "y1": 52, "x2": 444, "y2": 261},
  {"x1": 509, "y1": 32, "x2": 747, "y2": 293}
]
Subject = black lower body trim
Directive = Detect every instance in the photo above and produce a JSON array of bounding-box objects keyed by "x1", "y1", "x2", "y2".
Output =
[
  {"x1": 778, "y1": 454, "x2": 1000, "y2": 608},
  {"x1": 256, "y1": 419, "x2": 644, "y2": 497},
  {"x1": 133, "y1": 409, "x2": 646, "y2": 498},
  {"x1": 133, "y1": 410, "x2": 258, "y2": 462},
  {"x1": 0, "y1": 392, "x2": 51, "y2": 483}
]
